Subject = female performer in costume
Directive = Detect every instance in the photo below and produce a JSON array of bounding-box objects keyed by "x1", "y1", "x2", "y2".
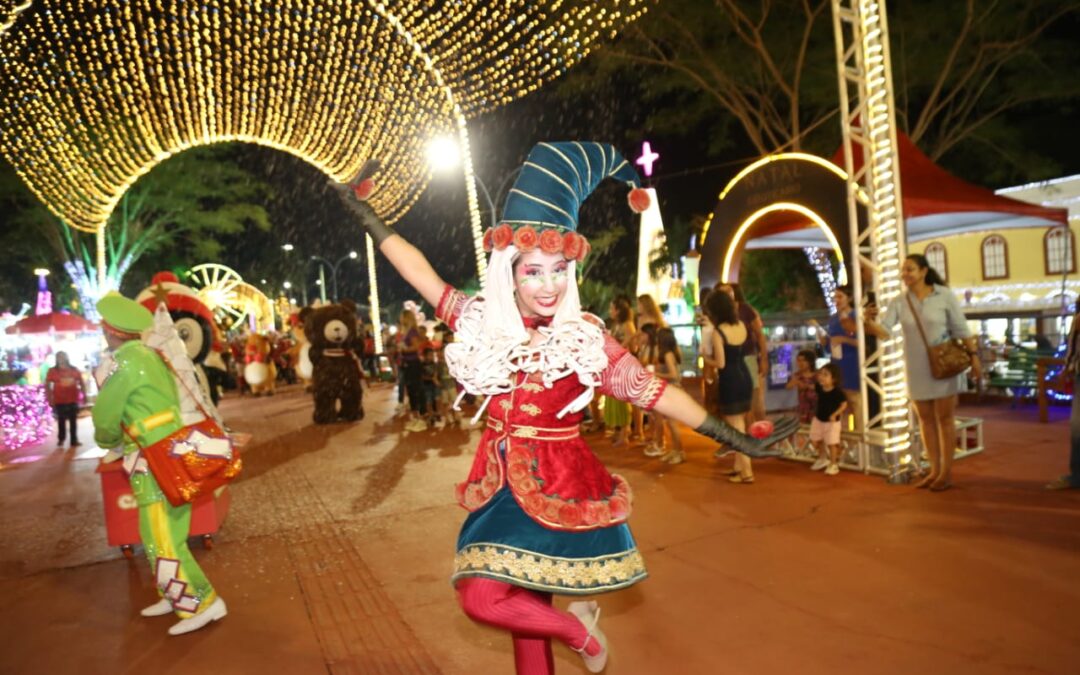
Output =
[{"x1": 332, "y1": 142, "x2": 796, "y2": 674}]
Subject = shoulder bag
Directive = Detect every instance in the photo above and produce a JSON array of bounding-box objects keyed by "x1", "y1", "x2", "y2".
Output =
[
  {"x1": 122, "y1": 351, "x2": 242, "y2": 507},
  {"x1": 905, "y1": 292, "x2": 972, "y2": 379}
]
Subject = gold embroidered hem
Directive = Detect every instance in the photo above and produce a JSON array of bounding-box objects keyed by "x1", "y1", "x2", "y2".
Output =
[{"x1": 452, "y1": 543, "x2": 648, "y2": 594}]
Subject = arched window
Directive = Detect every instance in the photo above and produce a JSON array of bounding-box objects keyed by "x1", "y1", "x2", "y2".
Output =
[
  {"x1": 981, "y1": 235, "x2": 1008, "y2": 280},
  {"x1": 1044, "y1": 227, "x2": 1075, "y2": 275},
  {"x1": 924, "y1": 243, "x2": 947, "y2": 282}
]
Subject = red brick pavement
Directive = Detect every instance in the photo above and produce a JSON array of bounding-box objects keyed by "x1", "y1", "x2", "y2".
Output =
[{"x1": 1, "y1": 385, "x2": 1078, "y2": 675}]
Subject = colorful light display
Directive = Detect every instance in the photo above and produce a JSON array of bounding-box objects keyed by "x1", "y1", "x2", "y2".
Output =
[
  {"x1": 0, "y1": 0, "x2": 648, "y2": 237},
  {"x1": 0, "y1": 384, "x2": 52, "y2": 450}
]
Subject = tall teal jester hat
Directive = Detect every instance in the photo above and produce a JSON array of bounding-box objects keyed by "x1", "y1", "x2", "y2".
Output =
[{"x1": 482, "y1": 142, "x2": 652, "y2": 262}]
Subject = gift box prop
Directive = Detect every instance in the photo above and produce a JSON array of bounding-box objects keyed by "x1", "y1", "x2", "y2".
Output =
[{"x1": 96, "y1": 460, "x2": 231, "y2": 559}]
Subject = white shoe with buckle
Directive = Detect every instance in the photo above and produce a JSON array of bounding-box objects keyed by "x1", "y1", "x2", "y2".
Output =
[
  {"x1": 568, "y1": 600, "x2": 608, "y2": 673},
  {"x1": 140, "y1": 598, "x2": 173, "y2": 617},
  {"x1": 168, "y1": 597, "x2": 227, "y2": 636}
]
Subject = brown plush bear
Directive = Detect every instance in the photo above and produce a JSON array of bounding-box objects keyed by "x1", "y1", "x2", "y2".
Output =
[{"x1": 300, "y1": 300, "x2": 364, "y2": 424}]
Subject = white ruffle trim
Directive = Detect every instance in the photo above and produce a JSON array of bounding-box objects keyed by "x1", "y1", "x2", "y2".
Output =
[{"x1": 444, "y1": 296, "x2": 607, "y2": 424}]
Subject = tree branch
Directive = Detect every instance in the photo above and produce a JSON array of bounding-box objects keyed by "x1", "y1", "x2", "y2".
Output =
[{"x1": 911, "y1": 0, "x2": 976, "y2": 142}]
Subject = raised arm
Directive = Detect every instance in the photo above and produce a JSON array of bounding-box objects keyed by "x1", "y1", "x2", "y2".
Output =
[
  {"x1": 330, "y1": 178, "x2": 447, "y2": 309},
  {"x1": 598, "y1": 333, "x2": 797, "y2": 457},
  {"x1": 377, "y1": 235, "x2": 450, "y2": 309}
]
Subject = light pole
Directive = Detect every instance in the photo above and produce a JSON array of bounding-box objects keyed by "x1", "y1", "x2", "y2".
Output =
[
  {"x1": 310, "y1": 251, "x2": 359, "y2": 302},
  {"x1": 428, "y1": 135, "x2": 493, "y2": 283},
  {"x1": 279, "y1": 243, "x2": 307, "y2": 305}
]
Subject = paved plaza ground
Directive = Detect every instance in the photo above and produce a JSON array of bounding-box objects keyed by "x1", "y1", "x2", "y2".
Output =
[{"x1": 1, "y1": 384, "x2": 1078, "y2": 675}]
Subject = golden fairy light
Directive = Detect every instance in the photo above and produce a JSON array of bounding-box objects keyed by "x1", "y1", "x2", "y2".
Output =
[{"x1": 0, "y1": 0, "x2": 648, "y2": 236}]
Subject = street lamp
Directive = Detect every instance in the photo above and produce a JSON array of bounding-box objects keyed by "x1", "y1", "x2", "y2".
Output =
[
  {"x1": 310, "y1": 251, "x2": 359, "y2": 302},
  {"x1": 427, "y1": 135, "x2": 489, "y2": 283}
]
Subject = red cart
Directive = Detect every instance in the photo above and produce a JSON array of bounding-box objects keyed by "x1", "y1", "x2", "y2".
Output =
[{"x1": 96, "y1": 459, "x2": 231, "y2": 559}]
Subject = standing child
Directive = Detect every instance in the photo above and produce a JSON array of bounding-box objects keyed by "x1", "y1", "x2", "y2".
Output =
[
  {"x1": 786, "y1": 349, "x2": 818, "y2": 424},
  {"x1": 810, "y1": 362, "x2": 848, "y2": 475},
  {"x1": 650, "y1": 328, "x2": 685, "y2": 465},
  {"x1": 421, "y1": 335, "x2": 441, "y2": 427}
]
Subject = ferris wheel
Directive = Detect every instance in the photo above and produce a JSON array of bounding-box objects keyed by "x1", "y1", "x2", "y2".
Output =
[
  {"x1": 186, "y1": 263, "x2": 273, "y2": 331},
  {"x1": 187, "y1": 263, "x2": 242, "y2": 320}
]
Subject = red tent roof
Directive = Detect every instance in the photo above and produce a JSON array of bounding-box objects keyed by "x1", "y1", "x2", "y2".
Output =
[
  {"x1": 832, "y1": 132, "x2": 1067, "y2": 223},
  {"x1": 5, "y1": 312, "x2": 98, "y2": 335}
]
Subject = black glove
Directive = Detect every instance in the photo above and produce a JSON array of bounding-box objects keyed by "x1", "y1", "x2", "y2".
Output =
[
  {"x1": 694, "y1": 415, "x2": 799, "y2": 458},
  {"x1": 328, "y1": 161, "x2": 394, "y2": 245}
]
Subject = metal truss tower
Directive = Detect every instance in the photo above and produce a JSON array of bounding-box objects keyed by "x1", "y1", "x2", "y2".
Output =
[{"x1": 830, "y1": 0, "x2": 912, "y2": 464}]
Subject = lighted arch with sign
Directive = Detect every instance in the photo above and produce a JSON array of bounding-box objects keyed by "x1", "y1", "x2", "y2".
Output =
[
  {"x1": 698, "y1": 152, "x2": 863, "y2": 291},
  {"x1": 720, "y1": 202, "x2": 847, "y2": 283}
]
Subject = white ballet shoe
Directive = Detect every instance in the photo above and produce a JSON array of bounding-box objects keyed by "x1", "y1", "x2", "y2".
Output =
[
  {"x1": 140, "y1": 598, "x2": 173, "y2": 617},
  {"x1": 568, "y1": 600, "x2": 608, "y2": 672},
  {"x1": 168, "y1": 597, "x2": 227, "y2": 636}
]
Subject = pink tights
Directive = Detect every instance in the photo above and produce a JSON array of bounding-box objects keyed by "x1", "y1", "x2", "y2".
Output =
[{"x1": 456, "y1": 577, "x2": 599, "y2": 675}]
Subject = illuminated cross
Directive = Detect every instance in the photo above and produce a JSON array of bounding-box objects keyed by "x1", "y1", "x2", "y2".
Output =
[{"x1": 636, "y1": 141, "x2": 660, "y2": 177}]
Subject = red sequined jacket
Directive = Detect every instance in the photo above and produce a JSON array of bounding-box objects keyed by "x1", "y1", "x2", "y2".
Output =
[{"x1": 437, "y1": 286, "x2": 667, "y2": 532}]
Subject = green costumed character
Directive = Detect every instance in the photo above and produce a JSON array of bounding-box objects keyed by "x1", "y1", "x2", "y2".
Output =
[{"x1": 92, "y1": 292, "x2": 227, "y2": 636}]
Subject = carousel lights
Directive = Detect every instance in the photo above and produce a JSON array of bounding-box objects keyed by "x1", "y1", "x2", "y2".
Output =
[{"x1": 0, "y1": 0, "x2": 648, "y2": 236}]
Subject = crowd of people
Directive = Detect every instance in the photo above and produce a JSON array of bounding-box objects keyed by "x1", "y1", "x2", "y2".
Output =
[{"x1": 39, "y1": 136, "x2": 1074, "y2": 673}]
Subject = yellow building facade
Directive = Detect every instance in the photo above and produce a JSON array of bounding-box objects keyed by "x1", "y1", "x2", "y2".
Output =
[{"x1": 908, "y1": 175, "x2": 1080, "y2": 345}]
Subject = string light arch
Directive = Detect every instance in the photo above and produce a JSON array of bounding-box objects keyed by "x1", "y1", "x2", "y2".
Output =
[{"x1": 0, "y1": 0, "x2": 648, "y2": 235}]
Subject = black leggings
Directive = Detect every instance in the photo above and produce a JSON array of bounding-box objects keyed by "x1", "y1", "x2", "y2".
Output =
[
  {"x1": 401, "y1": 360, "x2": 427, "y2": 414},
  {"x1": 55, "y1": 403, "x2": 78, "y2": 444}
]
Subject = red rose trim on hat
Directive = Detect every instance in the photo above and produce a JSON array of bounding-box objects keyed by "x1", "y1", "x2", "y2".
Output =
[
  {"x1": 512, "y1": 226, "x2": 539, "y2": 252},
  {"x1": 539, "y1": 229, "x2": 563, "y2": 254},
  {"x1": 491, "y1": 224, "x2": 514, "y2": 250},
  {"x1": 484, "y1": 224, "x2": 591, "y2": 262}
]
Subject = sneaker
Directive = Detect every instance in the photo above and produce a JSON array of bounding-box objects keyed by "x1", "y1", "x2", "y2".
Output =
[
  {"x1": 404, "y1": 419, "x2": 427, "y2": 433},
  {"x1": 662, "y1": 450, "x2": 685, "y2": 465},
  {"x1": 1045, "y1": 476, "x2": 1078, "y2": 491},
  {"x1": 643, "y1": 444, "x2": 665, "y2": 457},
  {"x1": 825, "y1": 463, "x2": 840, "y2": 476},
  {"x1": 810, "y1": 456, "x2": 830, "y2": 471}
]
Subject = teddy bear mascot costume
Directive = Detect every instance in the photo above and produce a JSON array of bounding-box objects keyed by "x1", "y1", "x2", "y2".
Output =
[
  {"x1": 331, "y1": 144, "x2": 797, "y2": 674},
  {"x1": 299, "y1": 299, "x2": 364, "y2": 424},
  {"x1": 91, "y1": 292, "x2": 227, "y2": 636}
]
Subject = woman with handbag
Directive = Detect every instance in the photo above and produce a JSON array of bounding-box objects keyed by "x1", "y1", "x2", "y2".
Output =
[{"x1": 871, "y1": 254, "x2": 981, "y2": 491}]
